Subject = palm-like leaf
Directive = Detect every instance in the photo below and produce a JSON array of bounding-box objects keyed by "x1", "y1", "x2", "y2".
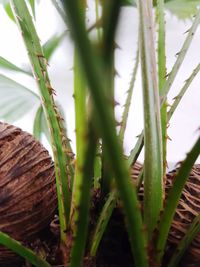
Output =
[
  {"x1": 43, "y1": 33, "x2": 66, "y2": 61},
  {"x1": 121, "y1": 0, "x2": 200, "y2": 19},
  {"x1": 165, "y1": 0, "x2": 200, "y2": 19},
  {"x1": 33, "y1": 104, "x2": 50, "y2": 142},
  {"x1": 0, "y1": 56, "x2": 32, "y2": 75},
  {"x1": 0, "y1": 74, "x2": 39, "y2": 122}
]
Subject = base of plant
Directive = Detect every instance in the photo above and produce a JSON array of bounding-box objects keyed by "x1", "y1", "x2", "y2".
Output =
[{"x1": 1, "y1": 165, "x2": 199, "y2": 267}]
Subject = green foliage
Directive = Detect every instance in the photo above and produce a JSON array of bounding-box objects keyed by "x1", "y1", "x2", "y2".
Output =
[
  {"x1": 0, "y1": 232, "x2": 50, "y2": 267},
  {"x1": 3, "y1": 2, "x2": 15, "y2": 22},
  {"x1": 0, "y1": 74, "x2": 39, "y2": 122},
  {"x1": 69, "y1": 123, "x2": 97, "y2": 267},
  {"x1": 155, "y1": 136, "x2": 200, "y2": 263},
  {"x1": 33, "y1": 104, "x2": 50, "y2": 142},
  {"x1": 121, "y1": 0, "x2": 136, "y2": 6},
  {"x1": 138, "y1": 0, "x2": 163, "y2": 239},
  {"x1": 165, "y1": 0, "x2": 200, "y2": 19},
  {"x1": 0, "y1": 56, "x2": 32, "y2": 75},
  {"x1": 119, "y1": 46, "x2": 139, "y2": 142},
  {"x1": 43, "y1": 33, "x2": 66, "y2": 61},
  {"x1": 156, "y1": 0, "x2": 167, "y2": 174},
  {"x1": 0, "y1": 1, "x2": 199, "y2": 267},
  {"x1": 121, "y1": 0, "x2": 200, "y2": 19},
  {"x1": 11, "y1": 0, "x2": 72, "y2": 245},
  {"x1": 62, "y1": 1, "x2": 148, "y2": 266}
]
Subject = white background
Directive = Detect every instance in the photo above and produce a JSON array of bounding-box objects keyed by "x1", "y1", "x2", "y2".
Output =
[{"x1": 0, "y1": 0, "x2": 199, "y2": 164}]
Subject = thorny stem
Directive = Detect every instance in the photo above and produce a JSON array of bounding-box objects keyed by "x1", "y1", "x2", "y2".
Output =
[{"x1": 11, "y1": 0, "x2": 74, "y2": 244}]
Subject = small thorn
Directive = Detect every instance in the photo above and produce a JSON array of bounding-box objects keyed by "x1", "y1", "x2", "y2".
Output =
[
  {"x1": 164, "y1": 73, "x2": 170, "y2": 79},
  {"x1": 16, "y1": 15, "x2": 23, "y2": 22},
  {"x1": 166, "y1": 161, "x2": 169, "y2": 168},
  {"x1": 36, "y1": 53, "x2": 45, "y2": 58},
  {"x1": 183, "y1": 28, "x2": 190, "y2": 34},
  {"x1": 167, "y1": 135, "x2": 172, "y2": 141},
  {"x1": 175, "y1": 161, "x2": 183, "y2": 168},
  {"x1": 166, "y1": 103, "x2": 172, "y2": 108},
  {"x1": 114, "y1": 69, "x2": 120, "y2": 77},
  {"x1": 114, "y1": 42, "x2": 121, "y2": 50},
  {"x1": 114, "y1": 100, "x2": 120, "y2": 106},
  {"x1": 172, "y1": 95, "x2": 178, "y2": 100},
  {"x1": 116, "y1": 121, "x2": 122, "y2": 127}
]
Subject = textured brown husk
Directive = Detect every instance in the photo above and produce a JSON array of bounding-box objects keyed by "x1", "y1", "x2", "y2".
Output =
[
  {"x1": 164, "y1": 165, "x2": 200, "y2": 266},
  {"x1": 94, "y1": 163, "x2": 200, "y2": 267},
  {"x1": 0, "y1": 122, "x2": 57, "y2": 265}
]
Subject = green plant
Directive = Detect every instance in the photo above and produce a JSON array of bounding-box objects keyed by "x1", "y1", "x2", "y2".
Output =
[{"x1": 0, "y1": 0, "x2": 200, "y2": 267}]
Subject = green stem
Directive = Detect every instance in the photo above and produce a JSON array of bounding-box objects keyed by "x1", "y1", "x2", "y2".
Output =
[
  {"x1": 128, "y1": 9, "x2": 200, "y2": 166},
  {"x1": 157, "y1": 0, "x2": 167, "y2": 175},
  {"x1": 70, "y1": 48, "x2": 87, "y2": 229},
  {"x1": 90, "y1": 45, "x2": 140, "y2": 256},
  {"x1": 101, "y1": 0, "x2": 120, "y2": 198},
  {"x1": 63, "y1": 2, "x2": 148, "y2": 266},
  {"x1": 11, "y1": 0, "x2": 72, "y2": 244},
  {"x1": 69, "y1": 124, "x2": 97, "y2": 267},
  {"x1": 160, "y1": 9, "x2": 200, "y2": 103},
  {"x1": 50, "y1": 0, "x2": 66, "y2": 22},
  {"x1": 155, "y1": 136, "x2": 200, "y2": 264},
  {"x1": 119, "y1": 46, "x2": 139, "y2": 142},
  {"x1": 168, "y1": 63, "x2": 200, "y2": 121},
  {"x1": 0, "y1": 232, "x2": 50, "y2": 267},
  {"x1": 95, "y1": 0, "x2": 101, "y2": 41},
  {"x1": 128, "y1": 131, "x2": 144, "y2": 166},
  {"x1": 139, "y1": 0, "x2": 163, "y2": 240},
  {"x1": 90, "y1": 191, "x2": 116, "y2": 257}
]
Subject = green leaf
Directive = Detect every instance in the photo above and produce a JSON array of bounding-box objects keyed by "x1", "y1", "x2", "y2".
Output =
[
  {"x1": 43, "y1": 33, "x2": 66, "y2": 61},
  {"x1": 165, "y1": 0, "x2": 200, "y2": 19},
  {"x1": 155, "y1": 136, "x2": 200, "y2": 264},
  {"x1": 4, "y1": 2, "x2": 16, "y2": 22},
  {"x1": 0, "y1": 0, "x2": 9, "y2": 4},
  {"x1": 28, "y1": 0, "x2": 36, "y2": 18},
  {"x1": 120, "y1": 0, "x2": 200, "y2": 20},
  {"x1": 90, "y1": 191, "x2": 116, "y2": 257},
  {"x1": 50, "y1": 0, "x2": 66, "y2": 22},
  {"x1": 0, "y1": 74, "x2": 39, "y2": 122},
  {"x1": 33, "y1": 104, "x2": 50, "y2": 142},
  {"x1": 0, "y1": 232, "x2": 50, "y2": 267},
  {"x1": 0, "y1": 56, "x2": 32, "y2": 75}
]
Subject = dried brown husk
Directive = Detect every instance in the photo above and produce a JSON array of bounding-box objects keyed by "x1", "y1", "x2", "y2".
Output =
[
  {"x1": 130, "y1": 162, "x2": 200, "y2": 266},
  {"x1": 0, "y1": 122, "x2": 57, "y2": 264},
  {"x1": 165, "y1": 165, "x2": 200, "y2": 265}
]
